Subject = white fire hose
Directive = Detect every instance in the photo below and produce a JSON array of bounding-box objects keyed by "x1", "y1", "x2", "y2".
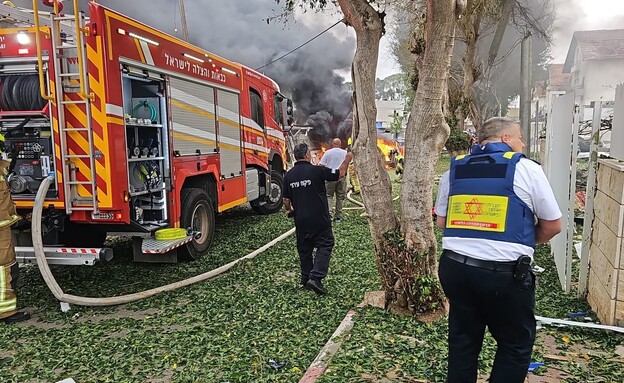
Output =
[
  {"x1": 32, "y1": 176, "x2": 295, "y2": 307},
  {"x1": 345, "y1": 190, "x2": 365, "y2": 209},
  {"x1": 345, "y1": 190, "x2": 398, "y2": 213}
]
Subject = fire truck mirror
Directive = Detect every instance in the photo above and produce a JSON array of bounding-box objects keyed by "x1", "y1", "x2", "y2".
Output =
[
  {"x1": 281, "y1": 98, "x2": 294, "y2": 131},
  {"x1": 286, "y1": 99, "x2": 293, "y2": 115}
]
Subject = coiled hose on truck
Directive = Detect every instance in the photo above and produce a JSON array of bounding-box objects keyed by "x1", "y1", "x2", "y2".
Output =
[
  {"x1": 0, "y1": 75, "x2": 46, "y2": 111},
  {"x1": 32, "y1": 176, "x2": 295, "y2": 307}
]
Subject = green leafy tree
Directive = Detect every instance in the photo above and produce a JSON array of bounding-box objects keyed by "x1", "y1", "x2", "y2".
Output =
[
  {"x1": 391, "y1": 0, "x2": 553, "y2": 144},
  {"x1": 389, "y1": 111, "x2": 404, "y2": 140}
]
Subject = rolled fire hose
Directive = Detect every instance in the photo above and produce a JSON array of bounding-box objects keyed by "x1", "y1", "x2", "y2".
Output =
[{"x1": 32, "y1": 176, "x2": 296, "y2": 306}]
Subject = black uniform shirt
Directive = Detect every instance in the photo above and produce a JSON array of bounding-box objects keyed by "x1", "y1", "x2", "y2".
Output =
[{"x1": 283, "y1": 160, "x2": 339, "y2": 233}]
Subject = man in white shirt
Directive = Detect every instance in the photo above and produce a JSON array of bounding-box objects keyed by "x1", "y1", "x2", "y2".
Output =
[
  {"x1": 319, "y1": 138, "x2": 347, "y2": 222},
  {"x1": 435, "y1": 117, "x2": 562, "y2": 383}
]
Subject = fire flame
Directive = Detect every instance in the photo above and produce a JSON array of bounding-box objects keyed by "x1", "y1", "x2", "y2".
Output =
[
  {"x1": 377, "y1": 137, "x2": 404, "y2": 168},
  {"x1": 311, "y1": 139, "x2": 403, "y2": 168}
]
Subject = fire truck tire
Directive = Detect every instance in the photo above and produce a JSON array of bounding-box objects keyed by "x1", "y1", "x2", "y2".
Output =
[
  {"x1": 59, "y1": 223, "x2": 107, "y2": 248},
  {"x1": 179, "y1": 188, "x2": 215, "y2": 261},
  {"x1": 251, "y1": 170, "x2": 284, "y2": 215}
]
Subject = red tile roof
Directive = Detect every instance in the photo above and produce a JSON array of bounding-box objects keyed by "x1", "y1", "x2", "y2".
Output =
[{"x1": 548, "y1": 64, "x2": 571, "y2": 90}]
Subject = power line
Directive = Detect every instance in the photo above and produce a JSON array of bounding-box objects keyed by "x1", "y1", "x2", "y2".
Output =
[
  {"x1": 490, "y1": 37, "x2": 523, "y2": 67},
  {"x1": 255, "y1": 19, "x2": 344, "y2": 71}
]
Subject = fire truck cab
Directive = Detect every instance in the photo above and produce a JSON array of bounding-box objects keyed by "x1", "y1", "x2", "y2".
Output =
[{"x1": 0, "y1": 1, "x2": 293, "y2": 263}]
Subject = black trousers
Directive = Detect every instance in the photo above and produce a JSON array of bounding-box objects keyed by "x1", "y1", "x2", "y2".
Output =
[
  {"x1": 438, "y1": 250, "x2": 536, "y2": 383},
  {"x1": 296, "y1": 227, "x2": 334, "y2": 282}
]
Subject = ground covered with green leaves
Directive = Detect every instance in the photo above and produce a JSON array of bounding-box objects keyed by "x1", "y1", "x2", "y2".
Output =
[
  {"x1": 2, "y1": 155, "x2": 623, "y2": 382},
  {"x1": 3, "y1": 206, "x2": 379, "y2": 382}
]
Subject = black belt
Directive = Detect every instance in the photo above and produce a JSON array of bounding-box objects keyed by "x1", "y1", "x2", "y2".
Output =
[{"x1": 443, "y1": 250, "x2": 516, "y2": 272}]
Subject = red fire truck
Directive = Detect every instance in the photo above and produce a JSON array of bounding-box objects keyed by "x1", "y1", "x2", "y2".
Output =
[{"x1": 0, "y1": 1, "x2": 293, "y2": 264}]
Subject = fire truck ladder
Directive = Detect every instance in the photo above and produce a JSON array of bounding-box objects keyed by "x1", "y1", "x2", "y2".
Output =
[
  {"x1": 285, "y1": 125, "x2": 312, "y2": 167},
  {"x1": 43, "y1": 6, "x2": 98, "y2": 214}
]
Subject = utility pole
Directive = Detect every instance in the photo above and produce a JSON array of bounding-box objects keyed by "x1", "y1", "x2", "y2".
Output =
[
  {"x1": 520, "y1": 33, "x2": 532, "y2": 157},
  {"x1": 487, "y1": 0, "x2": 515, "y2": 67},
  {"x1": 178, "y1": 0, "x2": 189, "y2": 42}
]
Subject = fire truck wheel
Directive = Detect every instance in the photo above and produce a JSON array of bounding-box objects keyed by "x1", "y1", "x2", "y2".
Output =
[
  {"x1": 179, "y1": 188, "x2": 215, "y2": 261},
  {"x1": 251, "y1": 170, "x2": 284, "y2": 215}
]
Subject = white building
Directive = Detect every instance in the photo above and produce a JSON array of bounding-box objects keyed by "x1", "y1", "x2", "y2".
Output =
[
  {"x1": 563, "y1": 29, "x2": 624, "y2": 107},
  {"x1": 375, "y1": 100, "x2": 405, "y2": 130}
]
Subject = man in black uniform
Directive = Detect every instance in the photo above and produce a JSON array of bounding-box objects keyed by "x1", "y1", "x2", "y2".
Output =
[{"x1": 283, "y1": 143, "x2": 351, "y2": 295}]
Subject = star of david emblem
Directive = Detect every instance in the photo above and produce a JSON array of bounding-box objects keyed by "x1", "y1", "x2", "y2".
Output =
[{"x1": 464, "y1": 197, "x2": 484, "y2": 219}]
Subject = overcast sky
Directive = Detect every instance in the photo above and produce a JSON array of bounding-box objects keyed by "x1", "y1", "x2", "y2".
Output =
[
  {"x1": 9, "y1": 0, "x2": 624, "y2": 77},
  {"x1": 550, "y1": 0, "x2": 624, "y2": 62},
  {"x1": 297, "y1": 0, "x2": 624, "y2": 77}
]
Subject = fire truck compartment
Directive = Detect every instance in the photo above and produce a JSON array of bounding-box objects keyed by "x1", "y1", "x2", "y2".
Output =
[
  {"x1": 122, "y1": 71, "x2": 169, "y2": 227},
  {"x1": 0, "y1": 68, "x2": 58, "y2": 200}
]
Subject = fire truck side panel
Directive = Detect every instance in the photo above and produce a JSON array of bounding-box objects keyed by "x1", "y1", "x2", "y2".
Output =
[
  {"x1": 95, "y1": 3, "x2": 253, "y2": 219},
  {"x1": 169, "y1": 159, "x2": 220, "y2": 228},
  {"x1": 73, "y1": 21, "x2": 122, "y2": 218}
]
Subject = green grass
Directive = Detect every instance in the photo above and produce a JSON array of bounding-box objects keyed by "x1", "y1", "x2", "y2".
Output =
[
  {"x1": 317, "y1": 241, "x2": 624, "y2": 382},
  {"x1": 3, "y1": 205, "x2": 380, "y2": 383},
  {"x1": 3, "y1": 154, "x2": 623, "y2": 382},
  {"x1": 435, "y1": 152, "x2": 450, "y2": 176}
]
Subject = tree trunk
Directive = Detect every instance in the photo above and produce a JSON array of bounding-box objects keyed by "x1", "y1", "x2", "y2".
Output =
[
  {"x1": 337, "y1": 0, "x2": 397, "y2": 243},
  {"x1": 337, "y1": 0, "x2": 459, "y2": 313},
  {"x1": 398, "y1": 0, "x2": 459, "y2": 310}
]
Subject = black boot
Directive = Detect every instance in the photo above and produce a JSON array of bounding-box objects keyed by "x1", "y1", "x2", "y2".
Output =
[
  {"x1": 306, "y1": 279, "x2": 327, "y2": 295},
  {"x1": 1, "y1": 311, "x2": 30, "y2": 324}
]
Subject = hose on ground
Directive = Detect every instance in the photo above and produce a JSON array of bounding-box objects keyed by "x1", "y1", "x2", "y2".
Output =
[
  {"x1": 346, "y1": 190, "x2": 365, "y2": 208},
  {"x1": 345, "y1": 190, "x2": 399, "y2": 210},
  {"x1": 32, "y1": 176, "x2": 296, "y2": 307}
]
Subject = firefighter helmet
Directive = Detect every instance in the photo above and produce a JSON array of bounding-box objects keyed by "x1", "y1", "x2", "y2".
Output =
[{"x1": 0, "y1": 132, "x2": 6, "y2": 154}]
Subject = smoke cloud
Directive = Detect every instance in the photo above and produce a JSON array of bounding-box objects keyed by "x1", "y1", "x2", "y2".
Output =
[
  {"x1": 12, "y1": 0, "x2": 355, "y2": 146},
  {"x1": 551, "y1": 0, "x2": 624, "y2": 61}
]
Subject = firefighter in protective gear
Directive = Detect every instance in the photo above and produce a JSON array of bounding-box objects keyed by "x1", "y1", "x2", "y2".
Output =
[
  {"x1": 395, "y1": 154, "x2": 404, "y2": 181},
  {"x1": 347, "y1": 162, "x2": 360, "y2": 194},
  {"x1": 346, "y1": 137, "x2": 360, "y2": 194},
  {"x1": 0, "y1": 133, "x2": 29, "y2": 324}
]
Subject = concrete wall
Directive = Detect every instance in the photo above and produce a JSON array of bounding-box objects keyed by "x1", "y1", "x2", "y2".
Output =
[{"x1": 588, "y1": 159, "x2": 624, "y2": 326}]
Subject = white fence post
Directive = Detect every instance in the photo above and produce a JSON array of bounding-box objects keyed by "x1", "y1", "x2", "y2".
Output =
[
  {"x1": 578, "y1": 101, "x2": 602, "y2": 297},
  {"x1": 547, "y1": 93, "x2": 576, "y2": 292},
  {"x1": 611, "y1": 85, "x2": 624, "y2": 160}
]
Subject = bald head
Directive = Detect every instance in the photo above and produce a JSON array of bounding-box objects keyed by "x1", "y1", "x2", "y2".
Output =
[{"x1": 332, "y1": 138, "x2": 342, "y2": 148}]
